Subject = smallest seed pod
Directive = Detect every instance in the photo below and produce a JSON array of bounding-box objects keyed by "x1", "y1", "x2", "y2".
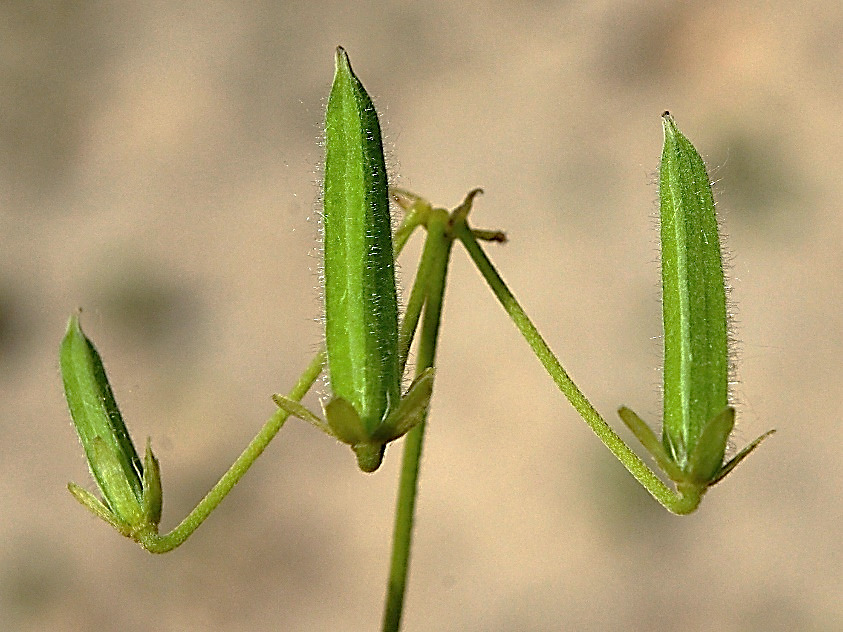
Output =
[{"x1": 61, "y1": 314, "x2": 162, "y2": 533}]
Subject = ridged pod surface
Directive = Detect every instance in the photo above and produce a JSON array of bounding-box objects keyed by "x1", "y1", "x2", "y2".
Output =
[
  {"x1": 659, "y1": 112, "x2": 729, "y2": 471},
  {"x1": 323, "y1": 47, "x2": 400, "y2": 435}
]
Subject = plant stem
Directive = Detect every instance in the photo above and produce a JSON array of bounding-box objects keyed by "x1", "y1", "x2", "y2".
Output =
[
  {"x1": 398, "y1": 231, "x2": 437, "y2": 373},
  {"x1": 137, "y1": 212, "x2": 427, "y2": 553},
  {"x1": 139, "y1": 350, "x2": 326, "y2": 552},
  {"x1": 382, "y1": 209, "x2": 452, "y2": 632},
  {"x1": 453, "y1": 221, "x2": 698, "y2": 514}
]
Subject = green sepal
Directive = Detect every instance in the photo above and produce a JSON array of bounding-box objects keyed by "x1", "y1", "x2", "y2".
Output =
[
  {"x1": 273, "y1": 394, "x2": 380, "y2": 470},
  {"x1": 67, "y1": 482, "x2": 132, "y2": 535},
  {"x1": 272, "y1": 368, "x2": 435, "y2": 473},
  {"x1": 324, "y1": 396, "x2": 369, "y2": 446},
  {"x1": 686, "y1": 406, "x2": 734, "y2": 484},
  {"x1": 90, "y1": 435, "x2": 145, "y2": 527},
  {"x1": 617, "y1": 406, "x2": 683, "y2": 482},
  {"x1": 373, "y1": 368, "x2": 435, "y2": 442},
  {"x1": 355, "y1": 368, "x2": 434, "y2": 472},
  {"x1": 271, "y1": 395, "x2": 334, "y2": 437},
  {"x1": 141, "y1": 439, "x2": 163, "y2": 529},
  {"x1": 323, "y1": 396, "x2": 387, "y2": 472},
  {"x1": 709, "y1": 428, "x2": 776, "y2": 486},
  {"x1": 620, "y1": 404, "x2": 775, "y2": 490}
]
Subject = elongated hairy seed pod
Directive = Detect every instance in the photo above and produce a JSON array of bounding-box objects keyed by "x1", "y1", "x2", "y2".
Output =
[
  {"x1": 323, "y1": 47, "x2": 400, "y2": 434},
  {"x1": 659, "y1": 112, "x2": 729, "y2": 469}
]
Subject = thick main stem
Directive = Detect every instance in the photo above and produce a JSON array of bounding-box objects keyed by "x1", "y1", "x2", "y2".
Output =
[{"x1": 382, "y1": 211, "x2": 452, "y2": 632}]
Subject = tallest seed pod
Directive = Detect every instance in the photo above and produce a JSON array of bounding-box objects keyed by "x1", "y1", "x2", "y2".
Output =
[
  {"x1": 323, "y1": 47, "x2": 401, "y2": 436},
  {"x1": 273, "y1": 48, "x2": 434, "y2": 473}
]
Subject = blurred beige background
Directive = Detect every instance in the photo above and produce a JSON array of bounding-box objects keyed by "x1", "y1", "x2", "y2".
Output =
[{"x1": 1, "y1": 1, "x2": 840, "y2": 631}]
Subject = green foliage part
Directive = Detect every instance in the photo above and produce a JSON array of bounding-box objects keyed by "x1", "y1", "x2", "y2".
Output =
[
  {"x1": 141, "y1": 439, "x2": 163, "y2": 526},
  {"x1": 323, "y1": 46, "x2": 400, "y2": 435},
  {"x1": 62, "y1": 310, "x2": 326, "y2": 550}
]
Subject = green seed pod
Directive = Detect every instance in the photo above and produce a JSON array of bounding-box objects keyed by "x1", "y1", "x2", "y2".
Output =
[
  {"x1": 273, "y1": 49, "x2": 434, "y2": 473},
  {"x1": 61, "y1": 314, "x2": 161, "y2": 533},
  {"x1": 659, "y1": 112, "x2": 729, "y2": 470},
  {"x1": 618, "y1": 114, "x2": 773, "y2": 502},
  {"x1": 323, "y1": 46, "x2": 400, "y2": 435}
]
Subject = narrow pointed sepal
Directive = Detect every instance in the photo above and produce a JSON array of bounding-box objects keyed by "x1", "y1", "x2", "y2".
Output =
[
  {"x1": 272, "y1": 395, "x2": 335, "y2": 437},
  {"x1": 141, "y1": 439, "x2": 163, "y2": 529},
  {"x1": 374, "y1": 368, "x2": 435, "y2": 442},
  {"x1": 686, "y1": 406, "x2": 735, "y2": 485},
  {"x1": 617, "y1": 406, "x2": 683, "y2": 482},
  {"x1": 709, "y1": 428, "x2": 776, "y2": 486},
  {"x1": 67, "y1": 482, "x2": 132, "y2": 535}
]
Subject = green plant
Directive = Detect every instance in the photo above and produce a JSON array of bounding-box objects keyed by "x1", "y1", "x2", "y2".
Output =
[{"x1": 60, "y1": 48, "x2": 773, "y2": 630}]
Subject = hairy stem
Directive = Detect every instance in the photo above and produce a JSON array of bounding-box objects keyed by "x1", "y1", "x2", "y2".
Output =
[
  {"x1": 453, "y1": 220, "x2": 697, "y2": 514},
  {"x1": 139, "y1": 350, "x2": 326, "y2": 552}
]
